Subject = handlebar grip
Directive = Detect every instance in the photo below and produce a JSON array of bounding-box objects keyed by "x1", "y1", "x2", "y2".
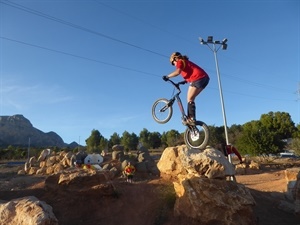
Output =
[{"x1": 162, "y1": 76, "x2": 169, "y2": 81}]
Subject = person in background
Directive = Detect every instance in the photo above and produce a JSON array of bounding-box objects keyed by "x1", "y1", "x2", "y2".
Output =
[
  {"x1": 124, "y1": 162, "x2": 136, "y2": 183},
  {"x1": 215, "y1": 143, "x2": 243, "y2": 164},
  {"x1": 163, "y1": 52, "x2": 210, "y2": 125},
  {"x1": 225, "y1": 143, "x2": 243, "y2": 164}
]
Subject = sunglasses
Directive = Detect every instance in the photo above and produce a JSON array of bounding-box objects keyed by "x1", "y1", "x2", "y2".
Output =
[{"x1": 172, "y1": 58, "x2": 176, "y2": 65}]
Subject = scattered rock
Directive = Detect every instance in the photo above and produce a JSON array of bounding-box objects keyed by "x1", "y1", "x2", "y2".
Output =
[{"x1": 0, "y1": 196, "x2": 58, "y2": 225}]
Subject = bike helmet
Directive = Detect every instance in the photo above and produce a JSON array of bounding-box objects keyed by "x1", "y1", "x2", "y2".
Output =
[{"x1": 170, "y1": 52, "x2": 182, "y2": 65}]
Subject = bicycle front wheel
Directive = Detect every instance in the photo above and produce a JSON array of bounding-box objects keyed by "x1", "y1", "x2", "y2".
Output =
[
  {"x1": 152, "y1": 98, "x2": 173, "y2": 124},
  {"x1": 184, "y1": 121, "x2": 209, "y2": 150}
]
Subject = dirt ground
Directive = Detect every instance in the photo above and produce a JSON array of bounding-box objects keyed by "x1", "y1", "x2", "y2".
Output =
[{"x1": 0, "y1": 163, "x2": 300, "y2": 225}]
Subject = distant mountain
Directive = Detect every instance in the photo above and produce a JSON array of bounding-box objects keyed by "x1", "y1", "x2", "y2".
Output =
[
  {"x1": 0, "y1": 114, "x2": 74, "y2": 148},
  {"x1": 68, "y1": 141, "x2": 80, "y2": 149}
]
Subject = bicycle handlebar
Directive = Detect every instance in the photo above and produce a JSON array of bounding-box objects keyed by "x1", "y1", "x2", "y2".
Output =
[{"x1": 165, "y1": 78, "x2": 187, "y2": 91}]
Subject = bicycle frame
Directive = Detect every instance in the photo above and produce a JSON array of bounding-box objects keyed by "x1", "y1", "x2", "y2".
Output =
[
  {"x1": 175, "y1": 94, "x2": 187, "y2": 120},
  {"x1": 152, "y1": 79, "x2": 210, "y2": 149},
  {"x1": 166, "y1": 80, "x2": 188, "y2": 121}
]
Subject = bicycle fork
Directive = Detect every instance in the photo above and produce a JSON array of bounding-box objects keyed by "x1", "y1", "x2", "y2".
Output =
[{"x1": 159, "y1": 98, "x2": 175, "y2": 113}]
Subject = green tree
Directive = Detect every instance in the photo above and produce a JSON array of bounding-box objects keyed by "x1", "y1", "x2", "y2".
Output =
[
  {"x1": 228, "y1": 124, "x2": 243, "y2": 145},
  {"x1": 238, "y1": 111, "x2": 296, "y2": 155},
  {"x1": 109, "y1": 132, "x2": 121, "y2": 148},
  {"x1": 99, "y1": 137, "x2": 109, "y2": 152},
  {"x1": 260, "y1": 111, "x2": 295, "y2": 139},
  {"x1": 6, "y1": 145, "x2": 14, "y2": 159},
  {"x1": 129, "y1": 132, "x2": 139, "y2": 150},
  {"x1": 121, "y1": 131, "x2": 139, "y2": 151},
  {"x1": 148, "y1": 132, "x2": 162, "y2": 149},
  {"x1": 15, "y1": 147, "x2": 26, "y2": 159},
  {"x1": 161, "y1": 132, "x2": 167, "y2": 148},
  {"x1": 207, "y1": 124, "x2": 243, "y2": 148},
  {"x1": 237, "y1": 120, "x2": 263, "y2": 155},
  {"x1": 207, "y1": 125, "x2": 225, "y2": 147},
  {"x1": 85, "y1": 129, "x2": 102, "y2": 152},
  {"x1": 289, "y1": 123, "x2": 300, "y2": 155},
  {"x1": 139, "y1": 128, "x2": 151, "y2": 149},
  {"x1": 165, "y1": 129, "x2": 181, "y2": 147},
  {"x1": 121, "y1": 131, "x2": 131, "y2": 151}
]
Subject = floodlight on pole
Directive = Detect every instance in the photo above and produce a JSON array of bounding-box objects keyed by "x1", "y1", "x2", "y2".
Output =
[
  {"x1": 199, "y1": 36, "x2": 233, "y2": 172},
  {"x1": 207, "y1": 36, "x2": 213, "y2": 43}
]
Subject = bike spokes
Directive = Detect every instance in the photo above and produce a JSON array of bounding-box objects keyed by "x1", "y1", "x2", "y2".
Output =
[
  {"x1": 152, "y1": 98, "x2": 173, "y2": 124},
  {"x1": 184, "y1": 121, "x2": 209, "y2": 150},
  {"x1": 189, "y1": 127, "x2": 200, "y2": 142}
]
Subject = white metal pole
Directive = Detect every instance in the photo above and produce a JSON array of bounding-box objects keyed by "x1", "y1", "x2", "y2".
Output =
[
  {"x1": 211, "y1": 42, "x2": 234, "y2": 181},
  {"x1": 212, "y1": 44, "x2": 230, "y2": 147},
  {"x1": 200, "y1": 37, "x2": 234, "y2": 180},
  {"x1": 209, "y1": 43, "x2": 234, "y2": 181}
]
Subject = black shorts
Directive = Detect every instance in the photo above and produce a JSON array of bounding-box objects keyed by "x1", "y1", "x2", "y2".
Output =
[{"x1": 190, "y1": 76, "x2": 210, "y2": 89}]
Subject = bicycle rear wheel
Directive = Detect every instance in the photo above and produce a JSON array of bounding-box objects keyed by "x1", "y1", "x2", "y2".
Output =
[
  {"x1": 152, "y1": 98, "x2": 173, "y2": 124},
  {"x1": 184, "y1": 121, "x2": 209, "y2": 150}
]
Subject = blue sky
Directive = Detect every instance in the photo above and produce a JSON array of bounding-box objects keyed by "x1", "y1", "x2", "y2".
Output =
[{"x1": 0, "y1": 0, "x2": 299, "y2": 144}]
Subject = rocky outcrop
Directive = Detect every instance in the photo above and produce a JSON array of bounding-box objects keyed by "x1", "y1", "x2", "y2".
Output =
[
  {"x1": 20, "y1": 150, "x2": 76, "y2": 175},
  {"x1": 282, "y1": 167, "x2": 300, "y2": 214},
  {"x1": 21, "y1": 145, "x2": 160, "y2": 179},
  {"x1": 12, "y1": 144, "x2": 258, "y2": 224},
  {"x1": 174, "y1": 175, "x2": 256, "y2": 225},
  {"x1": 0, "y1": 196, "x2": 58, "y2": 225},
  {"x1": 44, "y1": 169, "x2": 116, "y2": 195},
  {"x1": 285, "y1": 168, "x2": 300, "y2": 201},
  {"x1": 158, "y1": 145, "x2": 257, "y2": 225},
  {"x1": 0, "y1": 114, "x2": 65, "y2": 147},
  {"x1": 112, "y1": 144, "x2": 160, "y2": 176},
  {"x1": 295, "y1": 172, "x2": 300, "y2": 214},
  {"x1": 158, "y1": 145, "x2": 235, "y2": 179}
]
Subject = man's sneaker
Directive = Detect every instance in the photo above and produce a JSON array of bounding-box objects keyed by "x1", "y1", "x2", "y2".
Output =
[{"x1": 186, "y1": 118, "x2": 196, "y2": 126}]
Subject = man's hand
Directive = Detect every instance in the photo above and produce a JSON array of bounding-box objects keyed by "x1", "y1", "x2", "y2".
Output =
[{"x1": 162, "y1": 76, "x2": 169, "y2": 81}]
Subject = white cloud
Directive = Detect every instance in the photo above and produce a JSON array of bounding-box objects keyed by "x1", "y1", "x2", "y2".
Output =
[{"x1": 0, "y1": 78, "x2": 73, "y2": 110}]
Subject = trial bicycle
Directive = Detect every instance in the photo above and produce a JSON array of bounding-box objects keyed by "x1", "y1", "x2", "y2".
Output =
[{"x1": 152, "y1": 79, "x2": 209, "y2": 149}]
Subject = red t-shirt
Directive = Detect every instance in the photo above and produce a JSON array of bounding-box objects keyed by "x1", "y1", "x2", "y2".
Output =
[{"x1": 176, "y1": 59, "x2": 209, "y2": 82}]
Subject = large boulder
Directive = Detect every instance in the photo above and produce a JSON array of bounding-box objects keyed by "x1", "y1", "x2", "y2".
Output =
[
  {"x1": 112, "y1": 145, "x2": 125, "y2": 161},
  {"x1": 136, "y1": 146, "x2": 160, "y2": 176},
  {"x1": 75, "y1": 151, "x2": 88, "y2": 165},
  {"x1": 0, "y1": 196, "x2": 58, "y2": 225},
  {"x1": 157, "y1": 145, "x2": 257, "y2": 224},
  {"x1": 158, "y1": 145, "x2": 235, "y2": 179},
  {"x1": 283, "y1": 167, "x2": 300, "y2": 214},
  {"x1": 37, "y1": 149, "x2": 51, "y2": 162},
  {"x1": 45, "y1": 168, "x2": 116, "y2": 195},
  {"x1": 174, "y1": 174, "x2": 256, "y2": 225},
  {"x1": 295, "y1": 172, "x2": 300, "y2": 214},
  {"x1": 285, "y1": 168, "x2": 300, "y2": 201}
]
